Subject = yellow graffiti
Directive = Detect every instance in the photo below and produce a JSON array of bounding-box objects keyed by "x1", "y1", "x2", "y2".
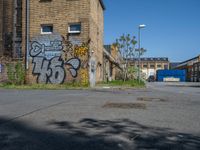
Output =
[
  {"x1": 74, "y1": 43, "x2": 89, "y2": 57},
  {"x1": 80, "y1": 69, "x2": 89, "y2": 86}
]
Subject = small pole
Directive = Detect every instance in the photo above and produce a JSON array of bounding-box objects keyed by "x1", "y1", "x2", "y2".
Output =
[
  {"x1": 137, "y1": 24, "x2": 146, "y2": 83},
  {"x1": 138, "y1": 27, "x2": 141, "y2": 83}
]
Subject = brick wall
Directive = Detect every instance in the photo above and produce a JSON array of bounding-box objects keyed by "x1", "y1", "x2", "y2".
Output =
[
  {"x1": 0, "y1": 0, "x2": 3, "y2": 56},
  {"x1": 89, "y1": 0, "x2": 104, "y2": 82},
  {"x1": 0, "y1": 0, "x2": 23, "y2": 58},
  {"x1": 2, "y1": 0, "x2": 14, "y2": 56},
  {"x1": 0, "y1": 0, "x2": 17, "y2": 57},
  {"x1": 21, "y1": 0, "x2": 104, "y2": 84},
  {"x1": 0, "y1": 57, "x2": 19, "y2": 82}
]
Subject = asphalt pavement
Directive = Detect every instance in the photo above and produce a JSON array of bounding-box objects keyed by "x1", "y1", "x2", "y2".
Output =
[{"x1": 0, "y1": 82, "x2": 200, "y2": 150}]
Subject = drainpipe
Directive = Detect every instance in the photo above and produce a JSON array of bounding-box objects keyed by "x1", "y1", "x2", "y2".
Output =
[
  {"x1": 25, "y1": 0, "x2": 30, "y2": 69},
  {"x1": 13, "y1": 0, "x2": 17, "y2": 58}
]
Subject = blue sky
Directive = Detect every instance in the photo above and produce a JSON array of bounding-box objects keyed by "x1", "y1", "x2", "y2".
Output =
[{"x1": 103, "y1": 0, "x2": 200, "y2": 62}]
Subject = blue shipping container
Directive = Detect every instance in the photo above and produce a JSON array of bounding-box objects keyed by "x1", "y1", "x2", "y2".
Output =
[{"x1": 156, "y1": 70, "x2": 186, "y2": 82}]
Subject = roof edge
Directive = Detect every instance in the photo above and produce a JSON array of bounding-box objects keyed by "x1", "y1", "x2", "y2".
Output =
[
  {"x1": 178, "y1": 55, "x2": 200, "y2": 66},
  {"x1": 99, "y1": 0, "x2": 105, "y2": 10}
]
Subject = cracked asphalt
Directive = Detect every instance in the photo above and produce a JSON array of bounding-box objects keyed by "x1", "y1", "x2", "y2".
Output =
[{"x1": 0, "y1": 82, "x2": 200, "y2": 150}]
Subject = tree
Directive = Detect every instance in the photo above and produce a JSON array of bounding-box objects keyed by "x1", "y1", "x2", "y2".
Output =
[{"x1": 114, "y1": 34, "x2": 137, "y2": 81}]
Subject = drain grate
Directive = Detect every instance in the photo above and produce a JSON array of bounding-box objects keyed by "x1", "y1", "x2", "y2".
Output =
[{"x1": 103, "y1": 102, "x2": 146, "y2": 109}]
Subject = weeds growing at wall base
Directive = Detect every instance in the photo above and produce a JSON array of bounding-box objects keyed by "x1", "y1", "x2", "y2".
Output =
[
  {"x1": 6, "y1": 62, "x2": 25, "y2": 85},
  {"x1": 0, "y1": 82, "x2": 89, "y2": 90},
  {"x1": 98, "y1": 80, "x2": 145, "y2": 88}
]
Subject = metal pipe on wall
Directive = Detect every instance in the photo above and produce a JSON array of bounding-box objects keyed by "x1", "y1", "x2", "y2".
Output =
[
  {"x1": 25, "y1": 0, "x2": 30, "y2": 69},
  {"x1": 13, "y1": 0, "x2": 17, "y2": 58}
]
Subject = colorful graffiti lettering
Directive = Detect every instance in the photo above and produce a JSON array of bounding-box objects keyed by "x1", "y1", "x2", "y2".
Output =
[
  {"x1": 80, "y1": 68, "x2": 89, "y2": 86},
  {"x1": 30, "y1": 40, "x2": 80, "y2": 84},
  {"x1": 30, "y1": 34, "x2": 90, "y2": 85},
  {"x1": 32, "y1": 56, "x2": 65, "y2": 84},
  {"x1": 30, "y1": 41, "x2": 66, "y2": 84},
  {"x1": 74, "y1": 43, "x2": 89, "y2": 57}
]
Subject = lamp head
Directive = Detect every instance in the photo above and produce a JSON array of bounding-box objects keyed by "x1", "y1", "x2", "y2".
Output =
[{"x1": 139, "y1": 24, "x2": 146, "y2": 28}]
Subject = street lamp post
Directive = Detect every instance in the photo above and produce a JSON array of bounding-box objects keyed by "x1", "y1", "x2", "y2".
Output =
[{"x1": 138, "y1": 24, "x2": 146, "y2": 83}]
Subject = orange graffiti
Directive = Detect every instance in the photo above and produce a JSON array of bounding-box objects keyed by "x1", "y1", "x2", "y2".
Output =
[
  {"x1": 74, "y1": 43, "x2": 89, "y2": 57},
  {"x1": 80, "y1": 69, "x2": 89, "y2": 86}
]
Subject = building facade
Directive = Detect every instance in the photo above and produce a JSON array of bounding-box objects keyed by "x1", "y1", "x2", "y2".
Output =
[
  {"x1": 0, "y1": 0, "x2": 3, "y2": 55},
  {"x1": 0, "y1": 0, "x2": 22, "y2": 58},
  {"x1": 0, "y1": 0, "x2": 105, "y2": 85},
  {"x1": 129, "y1": 57, "x2": 169, "y2": 79},
  {"x1": 176, "y1": 55, "x2": 200, "y2": 82},
  {"x1": 103, "y1": 45, "x2": 122, "y2": 81}
]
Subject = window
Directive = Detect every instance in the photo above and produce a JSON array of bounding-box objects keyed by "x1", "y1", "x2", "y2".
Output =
[
  {"x1": 157, "y1": 64, "x2": 162, "y2": 68},
  {"x1": 150, "y1": 64, "x2": 155, "y2": 68},
  {"x1": 68, "y1": 23, "x2": 81, "y2": 34},
  {"x1": 40, "y1": 0, "x2": 52, "y2": 2},
  {"x1": 41, "y1": 25, "x2": 53, "y2": 34},
  {"x1": 143, "y1": 64, "x2": 147, "y2": 68},
  {"x1": 164, "y1": 65, "x2": 168, "y2": 69}
]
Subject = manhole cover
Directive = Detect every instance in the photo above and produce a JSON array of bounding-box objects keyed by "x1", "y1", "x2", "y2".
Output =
[{"x1": 103, "y1": 102, "x2": 146, "y2": 109}]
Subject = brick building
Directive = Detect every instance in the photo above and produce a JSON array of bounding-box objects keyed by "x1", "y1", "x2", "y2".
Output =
[
  {"x1": 0, "y1": 0, "x2": 105, "y2": 85},
  {"x1": 128, "y1": 57, "x2": 169, "y2": 79},
  {"x1": 0, "y1": 0, "x2": 22, "y2": 58},
  {"x1": 103, "y1": 45, "x2": 122, "y2": 81},
  {"x1": 0, "y1": 0, "x2": 3, "y2": 55},
  {"x1": 175, "y1": 55, "x2": 200, "y2": 82}
]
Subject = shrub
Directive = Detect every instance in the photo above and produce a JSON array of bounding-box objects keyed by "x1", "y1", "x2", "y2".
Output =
[
  {"x1": 6, "y1": 62, "x2": 25, "y2": 85},
  {"x1": 6, "y1": 63, "x2": 15, "y2": 84},
  {"x1": 15, "y1": 62, "x2": 25, "y2": 85}
]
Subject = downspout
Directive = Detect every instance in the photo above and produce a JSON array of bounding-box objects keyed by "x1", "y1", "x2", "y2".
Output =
[
  {"x1": 25, "y1": 0, "x2": 30, "y2": 69},
  {"x1": 13, "y1": 0, "x2": 17, "y2": 58}
]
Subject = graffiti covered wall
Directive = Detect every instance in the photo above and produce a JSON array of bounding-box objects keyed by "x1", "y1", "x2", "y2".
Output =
[{"x1": 29, "y1": 34, "x2": 89, "y2": 85}]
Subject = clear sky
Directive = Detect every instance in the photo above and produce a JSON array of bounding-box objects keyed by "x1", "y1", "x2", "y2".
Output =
[{"x1": 103, "y1": 0, "x2": 200, "y2": 62}]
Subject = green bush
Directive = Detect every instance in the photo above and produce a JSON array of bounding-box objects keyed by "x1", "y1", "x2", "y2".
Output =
[
  {"x1": 6, "y1": 63, "x2": 15, "y2": 84},
  {"x1": 15, "y1": 62, "x2": 25, "y2": 85},
  {"x1": 6, "y1": 62, "x2": 25, "y2": 85}
]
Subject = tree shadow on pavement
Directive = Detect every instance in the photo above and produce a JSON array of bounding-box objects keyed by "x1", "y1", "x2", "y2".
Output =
[{"x1": 0, "y1": 117, "x2": 199, "y2": 150}]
